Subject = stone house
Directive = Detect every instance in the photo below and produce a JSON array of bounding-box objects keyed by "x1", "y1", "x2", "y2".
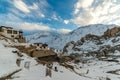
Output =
[
  {"x1": 30, "y1": 50, "x2": 57, "y2": 61},
  {"x1": 33, "y1": 43, "x2": 49, "y2": 50},
  {"x1": 0, "y1": 26, "x2": 26, "y2": 43}
]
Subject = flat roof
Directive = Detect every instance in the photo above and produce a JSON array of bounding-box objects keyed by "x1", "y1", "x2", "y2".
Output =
[
  {"x1": 0, "y1": 26, "x2": 23, "y2": 32},
  {"x1": 0, "y1": 26, "x2": 13, "y2": 29},
  {"x1": 32, "y1": 50, "x2": 56, "y2": 57},
  {"x1": 34, "y1": 43, "x2": 43, "y2": 44}
]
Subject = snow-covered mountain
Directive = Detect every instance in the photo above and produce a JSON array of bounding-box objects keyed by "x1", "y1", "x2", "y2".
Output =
[
  {"x1": 27, "y1": 24, "x2": 117, "y2": 50},
  {"x1": 26, "y1": 31, "x2": 62, "y2": 44},
  {"x1": 63, "y1": 26, "x2": 120, "y2": 56}
]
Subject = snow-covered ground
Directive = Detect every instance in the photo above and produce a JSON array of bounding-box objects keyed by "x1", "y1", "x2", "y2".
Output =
[
  {"x1": 12, "y1": 63, "x2": 90, "y2": 80},
  {"x1": 11, "y1": 58, "x2": 120, "y2": 80},
  {"x1": 0, "y1": 38, "x2": 91, "y2": 80},
  {"x1": 0, "y1": 42, "x2": 120, "y2": 80},
  {"x1": 1, "y1": 30, "x2": 120, "y2": 80},
  {"x1": 0, "y1": 40, "x2": 19, "y2": 78}
]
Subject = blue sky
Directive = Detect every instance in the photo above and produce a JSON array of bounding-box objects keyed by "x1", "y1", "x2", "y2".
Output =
[{"x1": 0, "y1": 0, "x2": 120, "y2": 35}]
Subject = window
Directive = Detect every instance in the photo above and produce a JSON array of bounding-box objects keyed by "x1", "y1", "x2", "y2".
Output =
[
  {"x1": 11, "y1": 35, "x2": 14, "y2": 38},
  {"x1": 13, "y1": 30, "x2": 17, "y2": 34},
  {"x1": 0, "y1": 27, "x2": 4, "y2": 32},
  {"x1": 0, "y1": 28, "x2": 2, "y2": 32},
  {"x1": 7, "y1": 30, "x2": 12, "y2": 34},
  {"x1": 19, "y1": 31, "x2": 23, "y2": 35},
  {"x1": 37, "y1": 44, "x2": 40, "y2": 46}
]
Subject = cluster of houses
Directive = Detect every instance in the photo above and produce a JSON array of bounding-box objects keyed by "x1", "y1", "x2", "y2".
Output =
[
  {"x1": 0, "y1": 26, "x2": 26, "y2": 43},
  {"x1": 30, "y1": 43, "x2": 57, "y2": 60},
  {"x1": 0, "y1": 26, "x2": 57, "y2": 61}
]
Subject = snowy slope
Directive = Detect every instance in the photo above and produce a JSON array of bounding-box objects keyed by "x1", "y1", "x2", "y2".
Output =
[
  {"x1": 63, "y1": 26, "x2": 120, "y2": 56},
  {"x1": 26, "y1": 31, "x2": 62, "y2": 44},
  {"x1": 12, "y1": 63, "x2": 92, "y2": 80},
  {"x1": 0, "y1": 37, "x2": 36, "y2": 79},
  {"x1": 1, "y1": 30, "x2": 120, "y2": 80},
  {"x1": 11, "y1": 57, "x2": 120, "y2": 80},
  {"x1": 0, "y1": 40, "x2": 19, "y2": 78},
  {"x1": 27, "y1": 24, "x2": 117, "y2": 50},
  {"x1": 0, "y1": 38, "x2": 92, "y2": 80},
  {"x1": 1, "y1": 44, "x2": 120, "y2": 80}
]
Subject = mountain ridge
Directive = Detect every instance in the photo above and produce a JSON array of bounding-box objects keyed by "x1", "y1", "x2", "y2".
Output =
[
  {"x1": 63, "y1": 26, "x2": 120, "y2": 56},
  {"x1": 26, "y1": 24, "x2": 117, "y2": 50}
]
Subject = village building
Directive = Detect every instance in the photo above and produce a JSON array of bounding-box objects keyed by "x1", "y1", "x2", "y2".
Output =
[
  {"x1": 30, "y1": 50, "x2": 57, "y2": 61},
  {"x1": 0, "y1": 26, "x2": 26, "y2": 43},
  {"x1": 14, "y1": 43, "x2": 58, "y2": 62},
  {"x1": 25, "y1": 43, "x2": 58, "y2": 61},
  {"x1": 33, "y1": 43, "x2": 49, "y2": 50}
]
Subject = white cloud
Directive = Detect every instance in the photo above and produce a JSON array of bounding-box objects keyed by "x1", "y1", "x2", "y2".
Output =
[
  {"x1": 1, "y1": 19, "x2": 71, "y2": 33},
  {"x1": 73, "y1": 0, "x2": 120, "y2": 26},
  {"x1": 14, "y1": 0, "x2": 30, "y2": 13},
  {"x1": 4, "y1": 22, "x2": 51, "y2": 31},
  {"x1": 57, "y1": 28, "x2": 72, "y2": 34},
  {"x1": 51, "y1": 13, "x2": 62, "y2": 21},
  {"x1": 74, "y1": 0, "x2": 94, "y2": 14},
  {"x1": 64, "y1": 20, "x2": 69, "y2": 24},
  {"x1": 28, "y1": 3, "x2": 38, "y2": 10},
  {"x1": 52, "y1": 13, "x2": 59, "y2": 20},
  {"x1": 20, "y1": 22, "x2": 50, "y2": 31},
  {"x1": 12, "y1": 0, "x2": 46, "y2": 18},
  {"x1": 79, "y1": 0, "x2": 94, "y2": 8},
  {"x1": 0, "y1": 13, "x2": 22, "y2": 22},
  {"x1": 13, "y1": 0, "x2": 41, "y2": 13},
  {"x1": 38, "y1": 13, "x2": 45, "y2": 18},
  {"x1": 73, "y1": 10, "x2": 93, "y2": 25}
]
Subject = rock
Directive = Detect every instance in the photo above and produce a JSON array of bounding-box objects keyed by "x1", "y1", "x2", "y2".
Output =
[{"x1": 104, "y1": 27, "x2": 120, "y2": 37}]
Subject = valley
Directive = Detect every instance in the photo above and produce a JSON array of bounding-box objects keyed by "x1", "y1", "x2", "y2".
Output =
[{"x1": 1, "y1": 24, "x2": 120, "y2": 80}]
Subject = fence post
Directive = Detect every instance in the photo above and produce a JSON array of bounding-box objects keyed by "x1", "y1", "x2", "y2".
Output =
[
  {"x1": 16, "y1": 59, "x2": 21, "y2": 67},
  {"x1": 24, "y1": 61, "x2": 30, "y2": 69}
]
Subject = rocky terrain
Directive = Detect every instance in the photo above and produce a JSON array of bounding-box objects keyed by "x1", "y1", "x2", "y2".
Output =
[
  {"x1": 63, "y1": 27, "x2": 120, "y2": 62},
  {"x1": 27, "y1": 24, "x2": 117, "y2": 50}
]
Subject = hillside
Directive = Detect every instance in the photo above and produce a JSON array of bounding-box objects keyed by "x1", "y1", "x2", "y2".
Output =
[
  {"x1": 63, "y1": 27, "x2": 120, "y2": 58},
  {"x1": 0, "y1": 41, "x2": 19, "y2": 78},
  {"x1": 1, "y1": 36, "x2": 120, "y2": 80},
  {"x1": 27, "y1": 24, "x2": 117, "y2": 50},
  {"x1": 0, "y1": 36, "x2": 94, "y2": 80},
  {"x1": 26, "y1": 31, "x2": 62, "y2": 44},
  {"x1": 1, "y1": 26, "x2": 120, "y2": 80}
]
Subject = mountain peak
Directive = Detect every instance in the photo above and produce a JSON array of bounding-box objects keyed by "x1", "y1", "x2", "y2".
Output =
[{"x1": 27, "y1": 24, "x2": 118, "y2": 50}]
